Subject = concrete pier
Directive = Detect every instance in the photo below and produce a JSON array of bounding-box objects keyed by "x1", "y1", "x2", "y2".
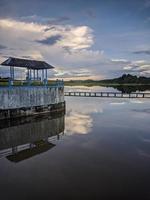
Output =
[{"x1": 0, "y1": 85, "x2": 65, "y2": 120}]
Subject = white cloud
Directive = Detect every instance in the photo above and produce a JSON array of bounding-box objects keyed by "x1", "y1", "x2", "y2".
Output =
[
  {"x1": 0, "y1": 17, "x2": 149, "y2": 80},
  {"x1": 0, "y1": 18, "x2": 93, "y2": 51},
  {"x1": 123, "y1": 60, "x2": 150, "y2": 76},
  {"x1": 0, "y1": 17, "x2": 103, "y2": 79}
]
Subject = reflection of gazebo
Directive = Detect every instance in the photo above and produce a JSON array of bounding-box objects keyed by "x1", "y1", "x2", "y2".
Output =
[
  {"x1": 7, "y1": 140, "x2": 56, "y2": 163},
  {"x1": 1, "y1": 57, "x2": 54, "y2": 85}
]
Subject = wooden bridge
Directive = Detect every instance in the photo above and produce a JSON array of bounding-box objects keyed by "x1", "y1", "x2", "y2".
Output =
[{"x1": 64, "y1": 91, "x2": 150, "y2": 98}]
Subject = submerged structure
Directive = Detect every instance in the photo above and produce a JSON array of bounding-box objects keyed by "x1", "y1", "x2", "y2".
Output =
[{"x1": 0, "y1": 57, "x2": 65, "y2": 119}]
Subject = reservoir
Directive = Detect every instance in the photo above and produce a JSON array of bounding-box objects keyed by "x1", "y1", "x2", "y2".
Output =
[{"x1": 0, "y1": 86, "x2": 150, "y2": 199}]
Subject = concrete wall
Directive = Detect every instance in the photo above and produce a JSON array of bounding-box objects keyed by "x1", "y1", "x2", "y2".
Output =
[{"x1": 0, "y1": 86, "x2": 64, "y2": 110}]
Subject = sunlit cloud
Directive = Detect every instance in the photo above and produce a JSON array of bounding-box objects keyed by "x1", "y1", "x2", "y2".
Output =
[
  {"x1": 123, "y1": 60, "x2": 150, "y2": 76},
  {"x1": 0, "y1": 17, "x2": 100, "y2": 79},
  {"x1": 0, "y1": 18, "x2": 93, "y2": 51},
  {"x1": 0, "y1": 14, "x2": 150, "y2": 80}
]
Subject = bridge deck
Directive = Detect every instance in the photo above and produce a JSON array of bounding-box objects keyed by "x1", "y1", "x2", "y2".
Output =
[{"x1": 64, "y1": 91, "x2": 150, "y2": 98}]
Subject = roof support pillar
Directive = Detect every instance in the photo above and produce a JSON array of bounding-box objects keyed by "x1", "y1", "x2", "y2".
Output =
[
  {"x1": 30, "y1": 69, "x2": 32, "y2": 81},
  {"x1": 9, "y1": 66, "x2": 14, "y2": 86},
  {"x1": 37, "y1": 70, "x2": 39, "y2": 80},
  {"x1": 27, "y1": 68, "x2": 29, "y2": 80},
  {"x1": 33, "y1": 70, "x2": 35, "y2": 80},
  {"x1": 42, "y1": 69, "x2": 44, "y2": 82},
  {"x1": 45, "y1": 69, "x2": 48, "y2": 85}
]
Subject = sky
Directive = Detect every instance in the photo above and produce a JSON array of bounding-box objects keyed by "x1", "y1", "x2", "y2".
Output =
[{"x1": 0, "y1": 0, "x2": 150, "y2": 80}]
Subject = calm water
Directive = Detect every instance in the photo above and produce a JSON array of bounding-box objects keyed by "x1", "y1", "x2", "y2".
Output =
[{"x1": 0, "y1": 86, "x2": 150, "y2": 199}]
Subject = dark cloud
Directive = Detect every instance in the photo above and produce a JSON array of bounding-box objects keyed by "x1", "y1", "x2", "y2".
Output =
[
  {"x1": 0, "y1": 44, "x2": 7, "y2": 50},
  {"x1": 44, "y1": 26, "x2": 56, "y2": 32},
  {"x1": 36, "y1": 35, "x2": 62, "y2": 45},
  {"x1": 133, "y1": 50, "x2": 150, "y2": 55}
]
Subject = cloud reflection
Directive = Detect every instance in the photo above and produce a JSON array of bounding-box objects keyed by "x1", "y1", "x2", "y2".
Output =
[
  {"x1": 65, "y1": 112, "x2": 93, "y2": 135},
  {"x1": 65, "y1": 97, "x2": 104, "y2": 135}
]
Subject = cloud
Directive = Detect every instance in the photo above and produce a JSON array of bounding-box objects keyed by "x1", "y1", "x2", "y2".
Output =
[
  {"x1": 0, "y1": 18, "x2": 45, "y2": 33},
  {"x1": 0, "y1": 18, "x2": 94, "y2": 51},
  {"x1": 1, "y1": 17, "x2": 149, "y2": 80},
  {"x1": 20, "y1": 15, "x2": 71, "y2": 25},
  {"x1": 54, "y1": 68, "x2": 92, "y2": 79},
  {"x1": 36, "y1": 35, "x2": 62, "y2": 45},
  {"x1": 111, "y1": 59, "x2": 130, "y2": 65},
  {"x1": 0, "y1": 44, "x2": 7, "y2": 50},
  {"x1": 0, "y1": 17, "x2": 99, "y2": 79},
  {"x1": 123, "y1": 60, "x2": 150, "y2": 76},
  {"x1": 133, "y1": 50, "x2": 150, "y2": 55}
]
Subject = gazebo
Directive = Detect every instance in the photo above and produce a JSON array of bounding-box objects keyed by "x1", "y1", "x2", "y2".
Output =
[{"x1": 1, "y1": 57, "x2": 54, "y2": 85}]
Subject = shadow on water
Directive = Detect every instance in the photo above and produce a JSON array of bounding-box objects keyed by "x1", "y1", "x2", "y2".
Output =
[
  {"x1": 0, "y1": 111, "x2": 65, "y2": 162},
  {"x1": 107, "y1": 84, "x2": 150, "y2": 93}
]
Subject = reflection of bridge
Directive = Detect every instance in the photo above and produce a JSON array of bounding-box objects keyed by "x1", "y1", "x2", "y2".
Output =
[
  {"x1": 0, "y1": 112, "x2": 65, "y2": 162},
  {"x1": 65, "y1": 91, "x2": 150, "y2": 98}
]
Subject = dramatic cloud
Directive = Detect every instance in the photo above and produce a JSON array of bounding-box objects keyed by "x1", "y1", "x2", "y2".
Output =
[
  {"x1": 0, "y1": 18, "x2": 94, "y2": 51},
  {"x1": 0, "y1": 17, "x2": 104, "y2": 79},
  {"x1": 0, "y1": 13, "x2": 149, "y2": 80}
]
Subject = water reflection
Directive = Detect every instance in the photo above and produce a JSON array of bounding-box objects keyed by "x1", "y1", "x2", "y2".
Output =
[
  {"x1": 65, "y1": 84, "x2": 150, "y2": 93},
  {"x1": 65, "y1": 99, "x2": 104, "y2": 135},
  {"x1": 65, "y1": 112, "x2": 93, "y2": 134},
  {"x1": 0, "y1": 112, "x2": 65, "y2": 162},
  {"x1": 109, "y1": 84, "x2": 150, "y2": 93},
  {"x1": 0, "y1": 87, "x2": 150, "y2": 199}
]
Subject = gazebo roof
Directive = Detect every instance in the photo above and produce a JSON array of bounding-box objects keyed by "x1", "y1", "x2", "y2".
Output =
[{"x1": 1, "y1": 57, "x2": 54, "y2": 70}]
